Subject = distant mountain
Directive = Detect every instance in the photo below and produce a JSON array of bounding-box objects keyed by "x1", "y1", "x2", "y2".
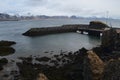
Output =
[
  {"x1": 0, "y1": 13, "x2": 19, "y2": 21},
  {"x1": 0, "y1": 13, "x2": 119, "y2": 21}
]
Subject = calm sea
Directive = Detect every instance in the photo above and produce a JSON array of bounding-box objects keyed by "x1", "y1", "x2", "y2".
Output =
[{"x1": 0, "y1": 18, "x2": 120, "y2": 58}]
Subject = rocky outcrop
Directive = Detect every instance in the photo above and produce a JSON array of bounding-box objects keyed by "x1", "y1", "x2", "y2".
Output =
[
  {"x1": 89, "y1": 21, "x2": 109, "y2": 29},
  {"x1": 15, "y1": 47, "x2": 120, "y2": 80},
  {"x1": 0, "y1": 40, "x2": 16, "y2": 56},
  {"x1": 84, "y1": 50, "x2": 105, "y2": 80},
  {"x1": 16, "y1": 48, "x2": 88, "y2": 80}
]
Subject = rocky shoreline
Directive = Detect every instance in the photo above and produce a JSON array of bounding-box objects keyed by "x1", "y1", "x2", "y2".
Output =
[
  {"x1": 2, "y1": 45, "x2": 120, "y2": 80},
  {"x1": 0, "y1": 40, "x2": 16, "y2": 56}
]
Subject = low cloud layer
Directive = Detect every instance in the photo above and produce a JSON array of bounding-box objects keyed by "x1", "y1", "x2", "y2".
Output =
[{"x1": 0, "y1": 0, "x2": 120, "y2": 18}]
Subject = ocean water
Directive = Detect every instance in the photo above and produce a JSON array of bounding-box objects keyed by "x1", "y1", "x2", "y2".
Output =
[{"x1": 0, "y1": 19, "x2": 120, "y2": 58}]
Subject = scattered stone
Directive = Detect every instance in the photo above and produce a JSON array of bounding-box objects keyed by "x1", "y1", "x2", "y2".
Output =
[
  {"x1": 36, "y1": 57, "x2": 51, "y2": 62},
  {"x1": 19, "y1": 56, "x2": 33, "y2": 63},
  {"x1": 0, "y1": 58, "x2": 8, "y2": 71},
  {"x1": 44, "y1": 51, "x2": 49, "y2": 53},
  {"x1": 3, "y1": 74, "x2": 9, "y2": 77},
  {"x1": 0, "y1": 58, "x2": 8, "y2": 65}
]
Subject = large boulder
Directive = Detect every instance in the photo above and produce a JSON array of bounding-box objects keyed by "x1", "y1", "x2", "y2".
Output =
[
  {"x1": 84, "y1": 50, "x2": 105, "y2": 80},
  {"x1": 89, "y1": 21, "x2": 109, "y2": 29}
]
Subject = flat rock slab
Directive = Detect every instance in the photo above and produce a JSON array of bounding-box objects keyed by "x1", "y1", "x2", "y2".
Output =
[
  {"x1": 0, "y1": 40, "x2": 16, "y2": 56},
  {"x1": 0, "y1": 40, "x2": 16, "y2": 46},
  {"x1": 0, "y1": 46, "x2": 15, "y2": 56}
]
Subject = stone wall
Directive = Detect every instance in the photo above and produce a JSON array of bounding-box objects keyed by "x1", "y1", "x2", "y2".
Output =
[{"x1": 23, "y1": 24, "x2": 88, "y2": 36}]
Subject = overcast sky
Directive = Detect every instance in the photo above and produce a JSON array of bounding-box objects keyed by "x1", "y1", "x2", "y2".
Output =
[{"x1": 0, "y1": 0, "x2": 120, "y2": 18}]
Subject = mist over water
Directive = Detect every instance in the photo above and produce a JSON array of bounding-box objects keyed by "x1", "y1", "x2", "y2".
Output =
[{"x1": 0, "y1": 19, "x2": 119, "y2": 58}]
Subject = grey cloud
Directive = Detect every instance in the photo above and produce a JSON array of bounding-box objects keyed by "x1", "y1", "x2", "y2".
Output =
[
  {"x1": 1, "y1": 0, "x2": 119, "y2": 18},
  {"x1": 26, "y1": 0, "x2": 49, "y2": 6}
]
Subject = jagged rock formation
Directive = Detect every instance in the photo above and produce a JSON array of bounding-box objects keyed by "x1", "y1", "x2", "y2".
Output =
[{"x1": 84, "y1": 50, "x2": 105, "y2": 80}]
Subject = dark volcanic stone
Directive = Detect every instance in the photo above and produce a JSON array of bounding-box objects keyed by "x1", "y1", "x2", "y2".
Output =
[
  {"x1": 16, "y1": 48, "x2": 88, "y2": 80},
  {"x1": 0, "y1": 58, "x2": 8, "y2": 71},
  {"x1": 0, "y1": 40, "x2": 16, "y2": 46},
  {"x1": 102, "y1": 60, "x2": 120, "y2": 80},
  {"x1": 0, "y1": 46, "x2": 15, "y2": 56},
  {"x1": 0, "y1": 58, "x2": 8, "y2": 65},
  {"x1": 35, "y1": 57, "x2": 51, "y2": 62},
  {"x1": 0, "y1": 65, "x2": 3, "y2": 71}
]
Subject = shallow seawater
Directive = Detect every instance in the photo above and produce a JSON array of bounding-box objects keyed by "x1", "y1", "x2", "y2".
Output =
[{"x1": 0, "y1": 19, "x2": 119, "y2": 59}]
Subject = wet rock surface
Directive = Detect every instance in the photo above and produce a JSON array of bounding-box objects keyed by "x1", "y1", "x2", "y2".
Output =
[
  {"x1": 1, "y1": 46, "x2": 120, "y2": 80},
  {"x1": 0, "y1": 40, "x2": 16, "y2": 46},
  {"x1": 14, "y1": 46, "x2": 120, "y2": 80},
  {"x1": 0, "y1": 40, "x2": 16, "y2": 56},
  {"x1": 0, "y1": 58, "x2": 8, "y2": 71},
  {"x1": 36, "y1": 57, "x2": 51, "y2": 62},
  {"x1": 0, "y1": 46, "x2": 15, "y2": 56},
  {"x1": 16, "y1": 48, "x2": 88, "y2": 80}
]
